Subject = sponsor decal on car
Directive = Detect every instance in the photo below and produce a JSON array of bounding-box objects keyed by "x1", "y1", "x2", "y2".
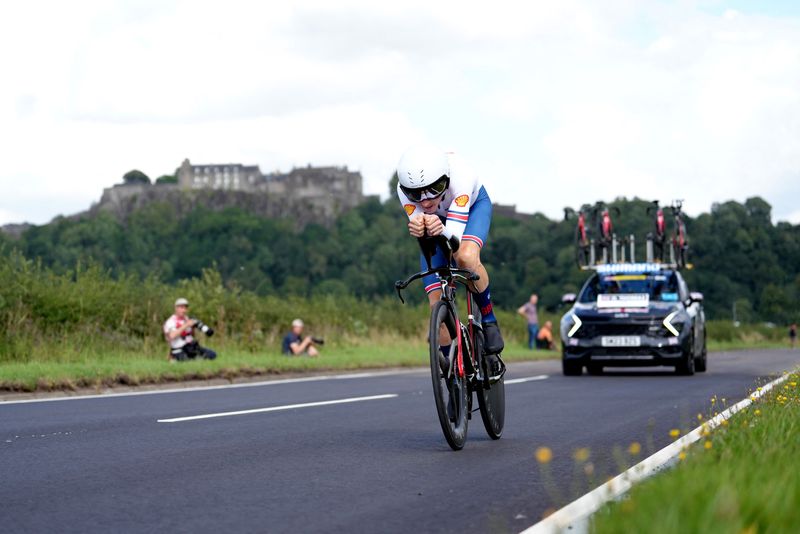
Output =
[
  {"x1": 454, "y1": 194, "x2": 469, "y2": 207},
  {"x1": 404, "y1": 204, "x2": 416, "y2": 216},
  {"x1": 597, "y1": 293, "x2": 650, "y2": 309}
]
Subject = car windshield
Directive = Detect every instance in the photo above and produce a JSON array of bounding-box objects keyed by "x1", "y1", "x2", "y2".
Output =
[{"x1": 579, "y1": 272, "x2": 680, "y2": 303}]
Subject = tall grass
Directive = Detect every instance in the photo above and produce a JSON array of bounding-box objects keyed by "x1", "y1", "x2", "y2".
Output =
[
  {"x1": 0, "y1": 251, "x2": 546, "y2": 364},
  {"x1": 592, "y1": 373, "x2": 800, "y2": 533}
]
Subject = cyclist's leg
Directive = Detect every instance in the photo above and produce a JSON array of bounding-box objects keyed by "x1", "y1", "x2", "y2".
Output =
[
  {"x1": 420, "y1": 248, "x2": 453, "y2": 366},
  {"x1": 455, "y1": 186, "x2": 504, "y2": 355}
]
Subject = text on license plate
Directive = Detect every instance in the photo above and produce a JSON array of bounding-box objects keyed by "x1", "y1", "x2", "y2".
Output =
[{"x1": 601, "y1": 336, "x2": 641, "y2": 347}]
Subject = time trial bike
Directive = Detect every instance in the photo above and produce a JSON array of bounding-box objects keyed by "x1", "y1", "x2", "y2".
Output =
[
  {"x1": 395, "y1": 235, "x2": 506, "y2": 450},
  {"x1": 565, "y1": 205, "x2": 592, "y2": 268},
  {"x1": 646, "y1": 200, "x2": 667, "y2": 263},
  {"x1": 670, "y1": 200, "x2": 689, "y2": 268}
]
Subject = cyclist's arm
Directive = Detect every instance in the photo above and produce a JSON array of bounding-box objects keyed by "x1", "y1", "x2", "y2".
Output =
[
  {"x1": 397, "y1": 186, "x2": 421, "y2": 220},
  {"x1": 441, "y1": 153, "x2": 479, "y2": 243},
  {"x1": 442, "y1": 192, "x2": 471, "y2": 242}
]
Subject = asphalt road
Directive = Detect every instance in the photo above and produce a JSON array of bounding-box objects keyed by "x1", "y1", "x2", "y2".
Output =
[{"x1": 2, "y1": 349, "x2": 798, "y2": 533}]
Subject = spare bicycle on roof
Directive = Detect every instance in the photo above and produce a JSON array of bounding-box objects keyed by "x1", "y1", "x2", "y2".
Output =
[{"x1": 565, "y1": 200, "x2": 691, "y2": 270}]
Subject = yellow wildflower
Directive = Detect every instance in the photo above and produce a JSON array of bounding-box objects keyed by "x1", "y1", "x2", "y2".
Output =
[
  {"x1": 535, "y1": 447, "x2": 553, "y2": 464},
  {"x1": 704, "y1": 440, "x2": 712, "y2": 450},
  {"x1": 573, "y1": 447, "x2": 590, "y2": 462},
  {"x1": 669, "y1": 429, "x2": 681, "y2": 439},
  {"x1": 628, "y1": 442, "x2": 642, "y2": 456},
  {"x1": 678, "y1": 451, "x2": 687, "y2": 461}
]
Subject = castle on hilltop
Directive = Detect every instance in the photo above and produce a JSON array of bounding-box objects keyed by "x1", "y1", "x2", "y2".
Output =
[
  {"x1": 175, "y1": 158, "x2": 362, "y2": 202},
  {"x1": 95, "y1": 158, "x2": 367, "y2": 227}
]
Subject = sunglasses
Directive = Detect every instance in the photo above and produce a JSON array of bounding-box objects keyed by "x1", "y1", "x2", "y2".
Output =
[{"x1": 400, "y1": 175, "x2": 449, "y2": 203}]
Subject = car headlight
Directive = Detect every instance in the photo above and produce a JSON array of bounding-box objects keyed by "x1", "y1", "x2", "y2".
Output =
[
  {"x1": 567, "y1": 313, "x2": 582, "y2": 338},
  {"x1": 663, "y1": 311, "x2": 684, "y2": 336}
]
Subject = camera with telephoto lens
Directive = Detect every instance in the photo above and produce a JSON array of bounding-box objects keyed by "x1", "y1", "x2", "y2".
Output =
[
  {"x1": 191, "y1": 318, "x2": 214, "y2": 336},
  {"x1": 311, "y1": 337, "x2": 325, "y2": 345}
]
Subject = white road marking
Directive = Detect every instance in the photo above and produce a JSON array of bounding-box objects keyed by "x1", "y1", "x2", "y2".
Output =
[
  {"x1": 0, "y1": 370, "x2": 424, "y2": 405},
  {"x1": 520, "y1": 370, "x2": 795, "y2": 534},
  {"x1": 157, "y1": 393, "x2": 398, "y2": 423},
  {"x1": 506, "y1": 375, "x2": 548, "y2": 384}
]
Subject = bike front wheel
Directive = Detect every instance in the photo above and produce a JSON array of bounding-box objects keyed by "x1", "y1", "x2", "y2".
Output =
[
  {"x1": 429, "y1": 300, "x2": 469, "y2": 450},
  {"x1": 474, "y1": 327, "x2": 505, "y2": 440}
]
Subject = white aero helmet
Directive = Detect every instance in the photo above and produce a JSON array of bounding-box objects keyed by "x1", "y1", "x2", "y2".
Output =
[{"x1": 396, "y1": 144, "x2": 450, "y2": 202}]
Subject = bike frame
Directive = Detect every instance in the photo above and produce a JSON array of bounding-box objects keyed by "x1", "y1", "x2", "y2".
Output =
[
  {"x1": 395, "y1": 238, "x2": 486, "y2": 382},
  {"x1": 578, "y1": 211, "x2": 587, "y2": 243},
  {"x1": 671, "y1": 201, "x2": 687, "y2": 247}
]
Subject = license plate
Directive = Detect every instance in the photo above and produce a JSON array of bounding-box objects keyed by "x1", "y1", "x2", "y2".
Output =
[{"x1": 601, "y1": 336, "x2": 641, "y2": 347}]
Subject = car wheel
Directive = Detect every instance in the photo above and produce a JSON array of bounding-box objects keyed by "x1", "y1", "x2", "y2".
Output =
[
  {"x1": 586, "y1": 363, "x2": 603, "y2": 376},
  {"x1": 676, "y1": 337, "x2": 696, "y2": 376},
  {"x1": 562, "y1": 355, "x2": 582, "y2": 376},
  {"x1": 695, "y1": 336, "x2": 708, "y2": 373}
]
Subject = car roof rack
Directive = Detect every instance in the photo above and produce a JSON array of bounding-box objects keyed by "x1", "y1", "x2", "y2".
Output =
[
  {"x1": 586, "y1": 262, "x2": 677, "y2": 274},
  {"x1": 578, "y1": 234, "x2": 692, "y2": 271}
]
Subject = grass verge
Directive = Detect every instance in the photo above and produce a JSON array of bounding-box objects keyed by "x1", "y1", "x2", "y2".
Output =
[
  {"x1": 0, "y1": 342, "x2": 556, "y2": 392},
  {"x1": 591, "y1": 370, "x2": 800, "y2": 533}
]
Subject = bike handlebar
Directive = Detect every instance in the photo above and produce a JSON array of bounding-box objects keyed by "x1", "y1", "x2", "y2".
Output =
[
  {"x1": 395, "y1": 267, "x2": 480, "y2": 303},
  {"x1": 394, "y1": 237, "x2": 480, "y2": 304}
]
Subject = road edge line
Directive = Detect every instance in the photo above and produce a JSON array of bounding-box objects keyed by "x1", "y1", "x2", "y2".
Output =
[
  {"x1": 0, "y1": 369, "x2": 424, "y2": 405},
  {"x1": 520, "y1": 369, "x2": 794, "y2": 534}
]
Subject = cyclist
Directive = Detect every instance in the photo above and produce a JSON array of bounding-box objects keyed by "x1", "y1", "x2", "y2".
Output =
[{"x1": 396, "y1": 144, "x2": 504, "y2": 372}]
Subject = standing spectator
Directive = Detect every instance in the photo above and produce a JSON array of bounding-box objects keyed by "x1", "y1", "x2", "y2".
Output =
[
  {"x1": 282, "y1": 319, "x2": 321, "y2": 357},
  {"x1": 536, "y1": 320, "x2": 555, "y2": 350},
  {"x1": 163, "y1": 298, "x2": 217, "y2": 361},
  {"x1": 790, "y1": 323, "x2": 797, "y2": 349},
  {"x1": 517, "y1": 294, "x2": 539, "y2": 350}
]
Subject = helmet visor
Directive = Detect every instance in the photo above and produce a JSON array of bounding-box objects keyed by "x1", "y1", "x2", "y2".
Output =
[{"x1": 400, "y1": 175, "x2": 449, "y2": 202}]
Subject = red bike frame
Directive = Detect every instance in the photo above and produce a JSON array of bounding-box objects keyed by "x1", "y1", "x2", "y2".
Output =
[
  {"x1": 600, "y1": 208, "x2": 613, "y2": 239},
  {"x1": 578, "y1": 211, "x2": 587, "y2": 243}
]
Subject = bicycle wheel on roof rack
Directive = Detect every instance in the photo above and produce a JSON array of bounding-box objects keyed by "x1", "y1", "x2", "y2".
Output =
[
  {"x1": 575, "y1": 229, "x2": 590, "y2": 268},
  {"x1": 429, "y1": 300, "x2": 468, "y2": 450}
]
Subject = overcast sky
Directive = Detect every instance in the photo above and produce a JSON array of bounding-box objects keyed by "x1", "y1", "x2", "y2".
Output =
[{"x1": 2, "y1": 0, "x2": 799, "y2": 226}]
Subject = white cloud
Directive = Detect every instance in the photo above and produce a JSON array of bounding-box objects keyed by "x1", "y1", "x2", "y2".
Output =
[{"x1": 1, "y1": 0, "x2": 799, "y2": 226}]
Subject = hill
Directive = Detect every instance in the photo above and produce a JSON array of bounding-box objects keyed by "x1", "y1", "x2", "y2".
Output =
[{"x1": 1, "y1": 191, "x2": 798, "y2": 323}]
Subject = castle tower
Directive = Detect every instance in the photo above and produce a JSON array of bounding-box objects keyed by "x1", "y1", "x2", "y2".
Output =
[{"x1": 177, "y1": 158, "x2": 193, "y2": 189}]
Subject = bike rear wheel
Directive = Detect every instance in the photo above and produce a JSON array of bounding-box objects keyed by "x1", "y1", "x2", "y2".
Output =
[
  {"x1": 473, "y1": 326, "x2": 505, "y2": 440},
  {"x1": 429, "y1": 300, "x2": 469, "y2": 450}
]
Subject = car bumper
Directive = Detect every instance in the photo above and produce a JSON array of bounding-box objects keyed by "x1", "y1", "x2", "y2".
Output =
[{"x1": 562, "y1": 335, "x2": 689, "y2": 367}]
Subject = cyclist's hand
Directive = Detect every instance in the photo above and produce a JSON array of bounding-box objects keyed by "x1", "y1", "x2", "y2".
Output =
[
  {"x1": 423, "y1": 214, "x2": 444, "y2": 236},
  {"x1": 408, "y1": 216, "x2": 425, "y2": 237}
]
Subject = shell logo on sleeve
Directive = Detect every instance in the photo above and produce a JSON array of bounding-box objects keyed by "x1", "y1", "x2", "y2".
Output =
[
  {"x1": 454, "y1": 194, "x2": 470, "y2": 207},
  {"x1": 404, "y1": 204, "x2": 416, "y2": 216}
]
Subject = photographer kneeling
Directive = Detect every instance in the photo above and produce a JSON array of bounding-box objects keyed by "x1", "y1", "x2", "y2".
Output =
[
  {"x1": 163, "y1": 298, "x2": 217, "y2": 361},
  {"x1": 282, "y1": 319, "x2": 322, "y2": 357}
]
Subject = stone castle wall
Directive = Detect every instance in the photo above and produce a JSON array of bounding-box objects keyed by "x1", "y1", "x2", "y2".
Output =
[{"x1": 94, "y1": 161, "x2": 367, "y2": 227}]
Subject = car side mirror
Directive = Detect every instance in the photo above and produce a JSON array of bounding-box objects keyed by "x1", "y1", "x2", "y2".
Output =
[
  {"x1": 561, "y1": 293, "x2": 576, "y2": 305},
  {"x1": 689, "y1": 292, "x2": 704, "y2": 303}
]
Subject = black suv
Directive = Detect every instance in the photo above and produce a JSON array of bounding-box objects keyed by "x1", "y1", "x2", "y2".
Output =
[{"x1": 560, "y1": 263, "x2": 706, "y2": 376}]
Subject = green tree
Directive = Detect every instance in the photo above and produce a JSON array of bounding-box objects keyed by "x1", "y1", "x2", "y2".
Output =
[
  {"x1": 123, "y1": 169, "x2": 151, "y2": 185},
  {"x1": 155, "y1": 174, "x2": 177, "y2": 185}
]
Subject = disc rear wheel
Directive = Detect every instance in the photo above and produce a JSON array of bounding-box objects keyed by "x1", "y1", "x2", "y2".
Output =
[
  {"x1": 429, "y1": 301, "x2": 469, "y2": 450},
  {"x1": 474, "y1": 328, "x2": 505, "y2": 440}
]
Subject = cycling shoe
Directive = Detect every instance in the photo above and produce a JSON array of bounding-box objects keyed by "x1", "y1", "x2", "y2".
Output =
[
  {"x1": 482, "y1": 321, "x2": 505, "y2": 354},
  {"x1": 484, "y1": 352, "x2": 506, "y2": 382}
]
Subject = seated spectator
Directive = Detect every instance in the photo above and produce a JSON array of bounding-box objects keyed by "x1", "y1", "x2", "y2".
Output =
[
  {"x1": 535, "y1": 320, "x2": 556, "y2": 350},
  {"x1": 282, "y1": 319, "x2": 320, "y2": 357},
  {"x1": 163, "y1": 298, "x2": 217, "y2": 361}
]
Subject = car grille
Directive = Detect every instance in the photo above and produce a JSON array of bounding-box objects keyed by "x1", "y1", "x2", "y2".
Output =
[{"x1": 575, "y1": 320, "x2": 668, "y2": 338}]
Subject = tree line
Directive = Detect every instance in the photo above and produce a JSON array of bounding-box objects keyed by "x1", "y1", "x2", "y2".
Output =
[{"x1": 2, "y1": 189, "x2": 798, "y2": 324}]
